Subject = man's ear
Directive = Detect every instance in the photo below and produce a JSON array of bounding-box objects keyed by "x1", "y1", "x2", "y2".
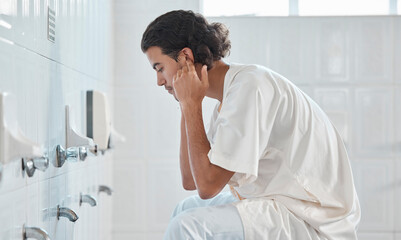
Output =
[{"x1": 180, "y1": 47, "x2": 195, "y2": 63}]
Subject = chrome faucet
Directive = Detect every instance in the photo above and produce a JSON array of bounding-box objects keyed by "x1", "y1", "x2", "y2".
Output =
[
  {"x1": 22, "y1": 157, "x2": 49, "y2": 177},
  {"x1": 23, "y1": 224, "x2": 51, "y2": 240},
  {"x1": 80, "y1": 193, "x2": 97, "y2": 207},
  {"x1": 98, "y1": 185, "x2": 113, "y2": 196},
  {"x1": 54, "y1": 144, "x2": 97, "y2": 167},
  {"x1": 57, "y1": 205, "x2": 79, "y2": 222},
  {"x1": 78, "y1": 146, "x2": 88, "y2": 161}
]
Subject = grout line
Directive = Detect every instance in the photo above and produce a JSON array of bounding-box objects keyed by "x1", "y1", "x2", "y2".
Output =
[{"x1": 9, "y1": 40, "x2": 103, "y2": 83}]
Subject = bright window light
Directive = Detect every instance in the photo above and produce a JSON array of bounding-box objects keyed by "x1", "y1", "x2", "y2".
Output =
[
  {"x1": 398, "y1": 0, "x2": 401, "y2": 13},
  {"x1": 299, "y1": 0, "x2": 389, "y2": 16},
  {"x1": 203, "y1": 0, "x2": 288, "y2": 16}
]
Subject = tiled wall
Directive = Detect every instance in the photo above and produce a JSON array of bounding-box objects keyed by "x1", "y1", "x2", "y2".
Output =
[
  {"x1": 113, "y1": 2, "x2": 401, "y2": 237},
  {"x1": 0, "y1": 0, "x2": 114, "y2": 239}
]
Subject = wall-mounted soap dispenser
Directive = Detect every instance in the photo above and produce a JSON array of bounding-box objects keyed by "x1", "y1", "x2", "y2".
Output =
[
  {"x1": 86, "y1": 90, "x2": 125, "y2": 153},
  {"x1": 0, "y1": 92, "x2": 49, "y2": 179},
  {"x1": 86, "y1": 90, "x2": 111, "y2": 152}
]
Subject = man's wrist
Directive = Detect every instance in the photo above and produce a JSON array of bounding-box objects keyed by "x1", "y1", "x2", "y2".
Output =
[{"x1": 179, "y1": 100, "x2": 202, "y2": 111}]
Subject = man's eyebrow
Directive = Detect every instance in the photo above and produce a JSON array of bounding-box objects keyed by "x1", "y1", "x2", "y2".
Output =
[{"x1": 152, "y1": 63, "x2": 160, "y2": 70}]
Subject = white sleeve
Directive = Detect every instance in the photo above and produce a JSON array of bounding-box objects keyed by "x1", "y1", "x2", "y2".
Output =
[{"x1": 207, "y1": 73, "x2": 276, "y2": 186}]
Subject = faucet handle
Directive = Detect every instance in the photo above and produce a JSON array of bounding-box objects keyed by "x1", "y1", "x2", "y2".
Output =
[
  {"x1": 32, "y1": 157, "x2": 49, "y2": 171},
  {"x1": 98, "y1": 185, "x2": 113, "y2": 196},
  {"x1": 22, "y1": 157, "x2": 49, "y2": 177},
  {"x1": 23, "y1": 224, "x2": 51, "y2": 240},
  {"x1": 54, "y1": 145, "x2": 87, "y2": 167},
  {"x1": 54, "y1": 145, "x2": 66, "y2": 168},
  {"x1": 78, "y1": 146, "x2": 88, "y2": 161}
]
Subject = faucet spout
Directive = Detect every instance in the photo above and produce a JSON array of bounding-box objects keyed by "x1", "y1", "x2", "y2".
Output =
[
  {"x1": 23, "y1": 224, "x2": 51, "y2": 240},
  {"x1": 80, "y1": 193, "x2": 97, "y2": 207},
  {"x1": 98, "y1": 185, "x2": 113, "y2": 196},
  {"x1": 57, "y1": 205, "x2": 79, "y2": 222}
]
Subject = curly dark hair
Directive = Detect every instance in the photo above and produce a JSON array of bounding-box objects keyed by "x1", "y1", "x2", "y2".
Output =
[{"x1": 141, "y1": 10, "x2": 231, "y2": 70}]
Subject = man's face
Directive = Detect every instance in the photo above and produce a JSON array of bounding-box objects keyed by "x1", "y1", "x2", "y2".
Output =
[{"x1": 145, "y1": 46, "x2": 182, "y2": 98}]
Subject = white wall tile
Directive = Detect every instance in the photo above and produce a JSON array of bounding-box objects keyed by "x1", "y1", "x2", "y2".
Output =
[
  {"x1": 14, "y1": 0, "x2": 36, "y2": 51},
  {"x1": 210, "y1": 17, "x2": 319, "y2": 85},
  {"x1": 11, "y1": 188, "x2": 26, "y2": 239},
  {"x1": 26, "y1": 181, "x2": 39, "y2": 226},
  {"x1": 48, "y1": 174, "x2": 66, "y2": 240},
  {"x1": 353, "y1": 88, "x2": 394, "y2": 158},
  {"x1": 113, "y1": 161, "x2": 147, "y2": 232},
  {"x1": 72, "y1": 165, "x2": 99, "y2": 240},
  {"x1": 148, "y1": 232, "x2": 165, "y2": 240},
  {"x1": 0, "y1": 190, "x2": 17, "y2": 239},
  {"x1": 115, "y1": 0, "x2": 199, "y2": 16},
  {"x1": 260, "y1": 18, "x2": 304, "y2": 79},
  {"x1": 316, "y1": 19, "x2": 351, "y2": 83},
  {"x1": 0, "y1": 158, "x2": 26, "y2": 195},
  {"x1": 358, "y1": 232, "x2": 394, "y2": 240},
  {"x1": 0, "y1": 39, "x2": 16, "y2": 93},
  {"x1": 313, "y1": 88, "x2": 351, "y2": 147},
  {"x1": 298, "y1": 86, "x2": 314, "y2": 99},
  {"x1": 0, "y1": 0, "x2": 17, "y2": 42},
  {"x1": 14, "y1": 46, "x2": 36, "y2": 137},
  {"x1": 395, "y1": 159, "x2": 401, "y2": 232},
  {"x1": 113, "y1": 87, "x2": 148, "y2": 160},
  {"x1": 112, "y1": 232, "x2": 148, "y2": 240},
  {"x1": 217, "y1": 18, "x2": 270, "y2": 67},
  {"x1": 396, "y1": 18, "x2": 401, "y2": 83},
  {"x1": 147, "y1": 162, "x2": 194, "y2": 231},
  {"x1": 146, "y1": 88, "x2": 181, "y2": 160},
  {"x1": 38, "y1": 179, "x2": 50, "y2": 237},
  {"x1": 97, "y1": 158, "x2": 113, "y2": 240},
  {"x1": 353, "y1": 159, "x2": 395, "y2": 231},
  {"x1": 353, "y1": 18, "x2": 393, "y2": 83},
  {"x1": 114, "y1": 13, "x2": 158, "y2": 89},
  {"x1": 65, "y1": 168, "x2": 84, "y2": 240},
  {"x1": 396, "y1": 87, "x2": 401, "y2": 157}
]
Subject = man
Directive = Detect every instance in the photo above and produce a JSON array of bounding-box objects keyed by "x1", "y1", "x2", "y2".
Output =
[{"x1": 141, "y1": 10, "x2": 360, "y2": 240}]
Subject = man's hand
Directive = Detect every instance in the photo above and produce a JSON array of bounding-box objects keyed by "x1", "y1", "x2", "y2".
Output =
[
  {"x1": 174, "y1": 60, "x2": 234, "y2": 199},
  {"x1": 172, "y1": 60, "x2": 209, "y2": 105}
]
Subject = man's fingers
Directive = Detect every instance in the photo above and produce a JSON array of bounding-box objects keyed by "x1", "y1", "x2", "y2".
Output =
[
  {"x1": 186, "y1": 59, "x2": 196, "y2": 72},
  {"x1": 181, "y1": 64, "x2": 188, "y2": 73},
  {"x1": 200, "y1": 65, "x2": 208, "y2": 86},
  {"x1": 177, "y1": 69, "x2": 182, "y2": 78}
]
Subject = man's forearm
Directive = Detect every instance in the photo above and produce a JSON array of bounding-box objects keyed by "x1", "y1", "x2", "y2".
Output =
[
  {"x1": 181, "y1": 101, "x2": 232, "y2": 199},
  {"x1": 180, "y1": 113, "x2": 196, "y2": 190}
]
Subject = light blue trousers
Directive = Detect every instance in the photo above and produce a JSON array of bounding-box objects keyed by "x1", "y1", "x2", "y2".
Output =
[{"x1": 163, "y1": 191, "x2": 245, "y2": 240}]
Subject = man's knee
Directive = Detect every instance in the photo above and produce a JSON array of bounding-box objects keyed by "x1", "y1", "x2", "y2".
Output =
[
  {"x1": 171, "y1": 195, "x2": 202, "y2": 218},
  {"x1": 165, "y1": 210, "x2": 204, "y2": 240}
]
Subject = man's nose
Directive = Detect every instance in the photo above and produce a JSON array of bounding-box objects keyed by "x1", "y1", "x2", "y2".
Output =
[{"x1": 157, "y1": 74, "x2": 166, "y2": 86}]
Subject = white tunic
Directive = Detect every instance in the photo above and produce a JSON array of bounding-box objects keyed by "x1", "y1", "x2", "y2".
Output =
[{"x1": 206, "y1": 63, "x2": 361, "y2": 240}]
